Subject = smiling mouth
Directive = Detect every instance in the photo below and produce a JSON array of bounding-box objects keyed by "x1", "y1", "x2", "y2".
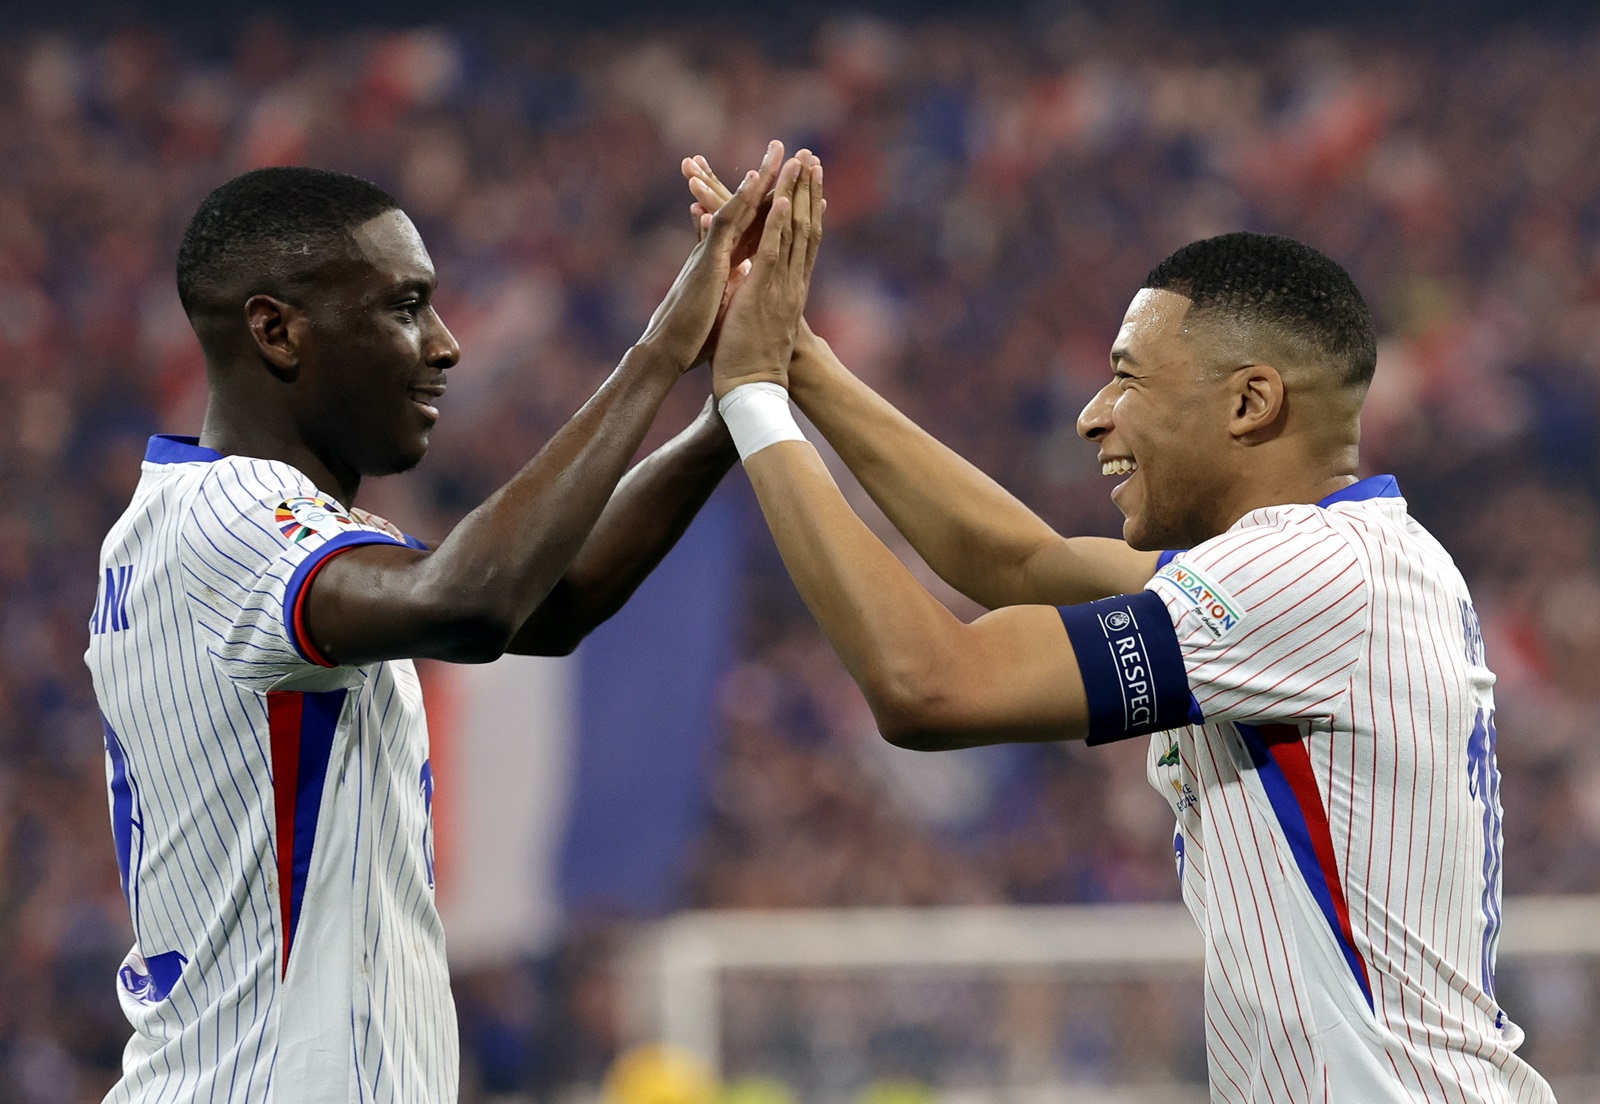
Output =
[
  {"x1": 1101, "y1": 458, "x2": 1137, "y2": 476},
  {"x1": 410, "y1": 386, "x2": 445, "y2": 422}
]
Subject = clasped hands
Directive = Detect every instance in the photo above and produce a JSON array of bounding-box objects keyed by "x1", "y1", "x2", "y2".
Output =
[{"x1": 637, "y1": 140, "x2": 824, "y2": 399}]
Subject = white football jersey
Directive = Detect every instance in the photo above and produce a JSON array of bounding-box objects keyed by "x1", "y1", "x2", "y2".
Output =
[
  {"x1": 84, "y1": 435, "x2": 456, "y2": 1104},
  {"x1": 1061, "y1": 476, "x2": 1553, "y2": 1102}
]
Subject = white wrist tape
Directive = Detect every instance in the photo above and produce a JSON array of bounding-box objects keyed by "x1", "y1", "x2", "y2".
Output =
[{"x1": 718, "y1": 382, "x2": 806, "y2": 463}]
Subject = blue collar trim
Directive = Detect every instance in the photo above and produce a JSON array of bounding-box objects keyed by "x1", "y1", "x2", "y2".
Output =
[
  {"x1": 146, "y1": 435, "x2": 224, "y2": 465},
  {"x1": 1317, "y1": 474, "x2": 1400, "y2": 507}
]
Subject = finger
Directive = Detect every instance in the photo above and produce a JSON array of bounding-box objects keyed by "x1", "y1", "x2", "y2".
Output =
[
  {"x1": 722, "y1": 258, "x2": 753, "y2": 306},
  {"x1": 788, "y1": 150, "x2": 816, "y2": 279},
  {"x1": 694, "y1": 156, "x2": 734, "y2": 202},
  {"x1": 709, "y1": 140, "x2": 781, "y2": 243},
  {"x1": 688, "y1": 175, "x2": 727, "y2": 213},
  {"x1": 805, "y1": 161, "x2": 824, "y2": 278},
  {"x1": 705, "y1": 168, "x2": 764, "y2": 253},
  {"x1": 780, "y1": 152, "x2": 809, "y2": 269},
  {"x1": 751, "y1": 139, "x2": 784, "y2": 202},
  {"x1": 690, "y1": 202, "x2": 710, "y2": 241},
  {"x1": 751, "y1": 189, "x2": 794, "y2": 281},
  {"x1": 765, "y1": 157, "x2": 804, "y2": 272}
]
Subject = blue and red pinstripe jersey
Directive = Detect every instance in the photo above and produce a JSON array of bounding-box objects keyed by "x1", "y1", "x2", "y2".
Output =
[
  {"x1": 1061, "y1": 476, "x2": 1555, "y2": 1104},
  {"x1": 85, "y1": 435, "x2": 455, "y2": 1104}
]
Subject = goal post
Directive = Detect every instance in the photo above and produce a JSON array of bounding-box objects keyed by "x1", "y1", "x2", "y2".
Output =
[{"x1": 620, "y1": 896, "x2": 1600, "y2": 1084}]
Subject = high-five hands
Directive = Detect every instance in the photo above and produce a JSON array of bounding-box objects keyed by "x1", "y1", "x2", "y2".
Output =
[
  {"x1": 710, "y1": 150, "x2": 825, "y2": 398},
  {"x1": 638, "y1": 140, "x2": 783, "y2": 372},
  {"x1": 683, "y1": 155, "x2": 734, "y2": 241}
]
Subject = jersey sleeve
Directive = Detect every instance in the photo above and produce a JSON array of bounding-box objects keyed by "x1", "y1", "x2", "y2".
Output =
[
  {"x1": 1057, "y1": 516, "x2": 1369, "y2": 744},
  {"x1": 178, "y1": 458, "x2": 410, "y2": 691},
  {"x1": 1147, "y1": 517, "x2": 1369, "y2": 726}
]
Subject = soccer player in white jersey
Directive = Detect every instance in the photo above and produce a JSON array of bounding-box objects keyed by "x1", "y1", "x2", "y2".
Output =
[
  {"x1": 689, "y1": 151, "x2": 1554, "y2": 1101},
  {"x1": 84, "y1": 148, "x2": 807, "y2": 1103}
]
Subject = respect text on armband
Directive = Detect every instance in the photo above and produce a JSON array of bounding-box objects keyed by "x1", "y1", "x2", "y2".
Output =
[
  {"x1": 1099, "y1": 608, "x2": 1157, "y2": 729},
  {"x1": 1058, "y1": 590, "x2": 1196, "y2": 744}
]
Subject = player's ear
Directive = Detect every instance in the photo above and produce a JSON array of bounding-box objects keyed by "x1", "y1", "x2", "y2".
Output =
[
  {"x1": 1229, "y1": 363, "x2": 1285, "y2": 443},
  {"x1": 244, "y1": 294, "x2": 307, "y2": 380}
]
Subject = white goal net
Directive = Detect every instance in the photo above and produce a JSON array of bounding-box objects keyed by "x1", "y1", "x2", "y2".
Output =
[{"x1": 621, "y1": 898, "x2": 1600, "y2": 1103}]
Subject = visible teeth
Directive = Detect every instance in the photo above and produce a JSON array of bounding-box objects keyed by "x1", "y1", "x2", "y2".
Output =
[{"x1": 1102, "y1": 458, "x2": 1138, "y2": 476}]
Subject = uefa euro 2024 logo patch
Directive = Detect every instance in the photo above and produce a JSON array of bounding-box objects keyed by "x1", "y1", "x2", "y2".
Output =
[
  {"x1": 1154, "y1": 559, "x2": 1244, "y2": 641},
  {"x1": 275, "y1": 496, "x2": 357, "y2": 544}
]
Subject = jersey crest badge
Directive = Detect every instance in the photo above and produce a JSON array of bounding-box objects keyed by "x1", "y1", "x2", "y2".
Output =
[
  {"x1": 1153, "y1": 560, "x2": 1243, "y2": 641},
  {"x1": 276, "y1": 497, "x2": 357, "y2": 544}
]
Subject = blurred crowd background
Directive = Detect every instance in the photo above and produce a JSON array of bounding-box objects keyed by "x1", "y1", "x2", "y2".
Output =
[{"x1": 6, "y1": 2, "x2": 1600, "y2": 1101}]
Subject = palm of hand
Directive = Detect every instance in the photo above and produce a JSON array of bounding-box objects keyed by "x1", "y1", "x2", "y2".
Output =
[
  {"x1": 709, "y1": 151, "x2": 823, "y2": 397},
  {"x1": 714, "y1": 269, "x2": 797, "y2": 390}
]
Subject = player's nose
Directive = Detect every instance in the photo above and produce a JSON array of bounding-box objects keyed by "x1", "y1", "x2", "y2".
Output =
[
  {"x1": 1077, "y1": 381, "x2": 1116, "y2": 442},
  {"x1": 423, "y1": 307, "x2": 461, "y2": 370}
]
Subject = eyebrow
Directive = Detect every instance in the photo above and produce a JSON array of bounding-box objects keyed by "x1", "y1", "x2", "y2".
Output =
[{"x1": 389, "y1": 276, "x2": 437, "y2": 297}]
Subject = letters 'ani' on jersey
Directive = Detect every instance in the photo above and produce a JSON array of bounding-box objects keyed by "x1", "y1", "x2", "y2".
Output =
[
  {"x1": 1058, "y1": 476, "x2": 1555, "y2": 1104},
  {"x1": 85, "y1": 435, "x2": 456, "y2": 1104}
]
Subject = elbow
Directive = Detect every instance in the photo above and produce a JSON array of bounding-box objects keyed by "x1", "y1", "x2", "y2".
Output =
[
  {"x1": 864, "y1": 663, "x2": 967, "y2": 752},
  {"x1": 432, "y1": 605, "x2": 523, "y2": 664},
  {"x1": 519, "y1": 624, "x2": 587, "y2": 658},
  {"x1": 419, "y1": 564, "x2": 570, "y2": 662},
  {"x1": 876, "y1": 715, "x2": 970, "y2": 752},
  {"x1": 878, "y1": 721, "x2": 947, "y2": 752}
]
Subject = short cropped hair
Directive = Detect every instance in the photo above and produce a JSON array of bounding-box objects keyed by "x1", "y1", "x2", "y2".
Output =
[
  {"x1": 1143, "y1": 232, "x2": 1377, "y2": 389},
  {"x1": 176, "y1": 167, "x2": 399, "y2": 315}
]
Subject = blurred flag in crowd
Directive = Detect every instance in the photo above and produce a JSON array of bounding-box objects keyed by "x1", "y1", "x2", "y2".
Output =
[{"x1": 425, "y1": 499, "x2": 739, "y2": 966}]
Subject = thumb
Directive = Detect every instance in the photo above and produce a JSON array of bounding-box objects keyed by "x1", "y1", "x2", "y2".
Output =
[
  {"x1": 704, "y1": 141, "x2": 783, "y2": 257},
  {"x1": 703, "y1": 170, "x2": 760, "y2": 259}
]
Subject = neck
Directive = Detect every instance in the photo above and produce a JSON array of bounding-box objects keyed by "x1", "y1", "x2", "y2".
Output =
[
  {"x1": 199, "y1": 393, "x2": 362, "y2": 506},
  {"x1": 1224, "y1": 442, "x2": 1361, "y2": 524}
]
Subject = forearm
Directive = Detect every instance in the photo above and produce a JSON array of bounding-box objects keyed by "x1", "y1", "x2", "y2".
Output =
[
  {"x1": 436, "y1": 345, "x2": 677, "y2": 609},
  {"x1": 741, "y1": 438, "x2": 1090, "y2": 748},
  {"x1": 790, "y1": 329, "x2": 1143, "y2": 606},
  {"x1": 744, "y1": 439, "x2": 971, "y2": 728},
  {"x1": 506, "y1": 402, "x2": 737, "y2": 655},
  {"x1": 360, "y1": 345, "x2": 681, "y2": 662}
]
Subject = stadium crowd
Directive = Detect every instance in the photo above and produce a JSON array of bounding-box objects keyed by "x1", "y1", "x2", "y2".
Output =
[{"x1": 4, "y1": 9, "x2": 1600, "y2": 1100}]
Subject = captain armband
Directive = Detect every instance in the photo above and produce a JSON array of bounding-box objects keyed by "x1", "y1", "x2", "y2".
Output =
[{"x1": 1058, "y1": 590, "x2": 1204, "y2": 745}]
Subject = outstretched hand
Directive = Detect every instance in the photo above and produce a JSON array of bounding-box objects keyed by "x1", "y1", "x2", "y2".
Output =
[
  {"x1": 685, "y1": 151, "x2": 828, "y2": 368},
  {"x1": 710, "y1": 150, "x2": 825, "y2": 398},
  {"x1": 638, "y1": 141, "x2": 784, "y2": 372}
]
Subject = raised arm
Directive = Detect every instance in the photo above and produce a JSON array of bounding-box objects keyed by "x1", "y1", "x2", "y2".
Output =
[
  {"x1": 790, "y1": 325, "x2": 1156, "y2": 606},
  {"x1": 708, "y1": 151, "x2": 1093, "y2": 750},
  {"x1": 504, "y1": 396, "x2": 735, "y2": 655},
  {"x1": 302, "y1": 146, "x2": 784, "y2": 666},
  {"x1": 683, "y1": 156, "x2": 1156, "y2": 608}
]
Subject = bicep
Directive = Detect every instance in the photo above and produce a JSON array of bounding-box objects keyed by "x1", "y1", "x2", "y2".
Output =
[
  {"x1": 920, "y1": 588, "x2": 1199, "y2": 751},
  {"x1": 301, "y1": 542, "x2": 511, "y2": 666},
  {"x1": 1021, "y1": 537, "x2": 1162, "y2": 606},
  {"x1": 883, "y1": 604, "x2": 1091, "y2": 749}
]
